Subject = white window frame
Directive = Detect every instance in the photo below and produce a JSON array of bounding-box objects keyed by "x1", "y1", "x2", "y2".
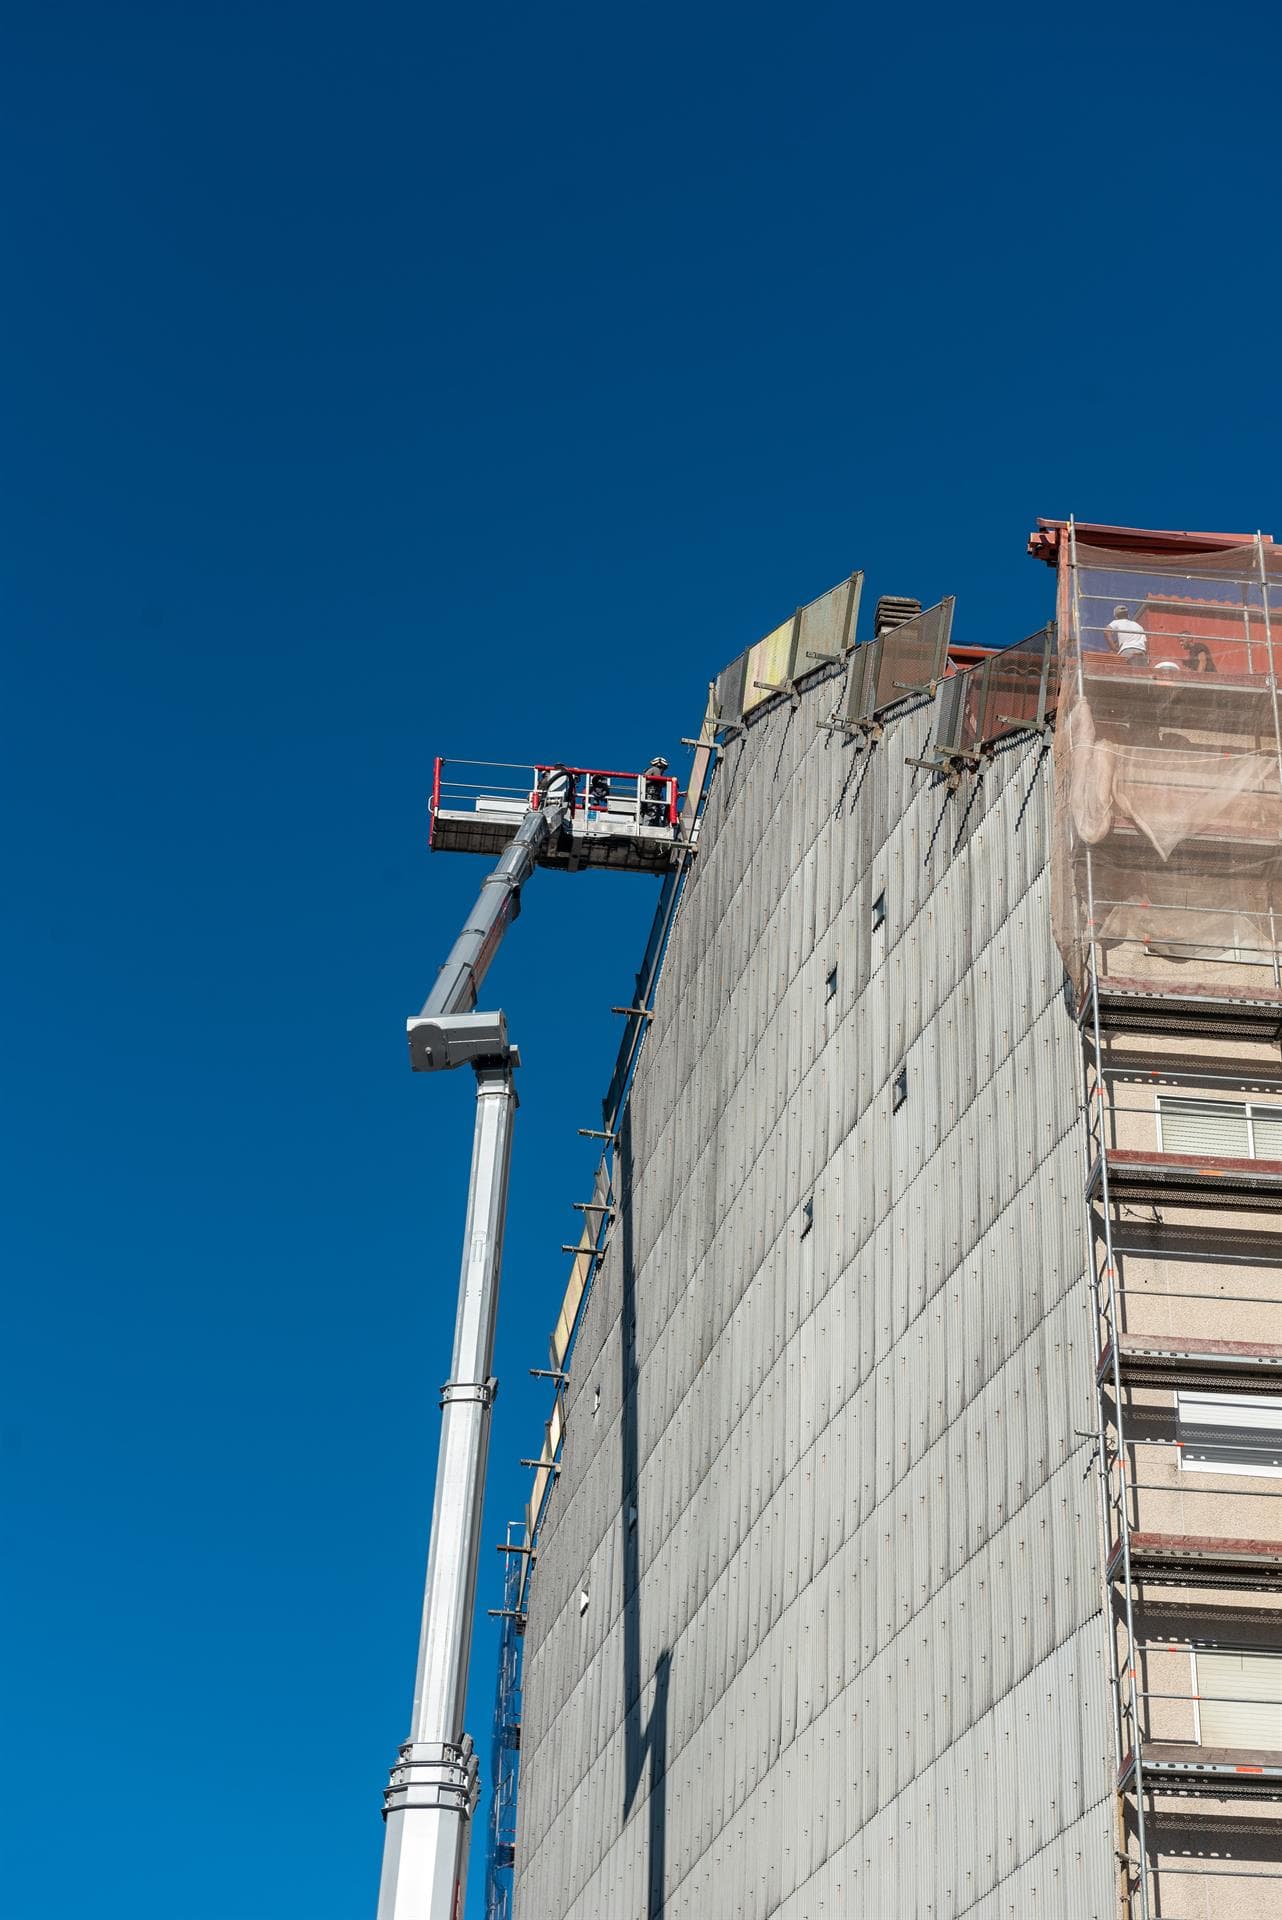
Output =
[
  {"x1": 1155, "y1": 1093, "x2": 1282, "y2": 1159},
  {"x1": 1191, "y1": 1644, "x2": 1282, "y2": 1751},
  {"x1": 1189, "y1": 1646, "x2": 1202, "y2": 1748},
  {"x1": 1177, "y1": 1390, "x2": 1282, "y2": 1479}
]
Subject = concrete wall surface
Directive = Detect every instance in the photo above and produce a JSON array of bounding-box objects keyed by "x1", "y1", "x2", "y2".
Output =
[{"x1": 512, "y1": 669, "x2": 1114, "y2": 1919}]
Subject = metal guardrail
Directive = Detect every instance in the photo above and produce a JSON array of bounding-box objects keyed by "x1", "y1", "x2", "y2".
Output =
[{"x1": 430, "y1": 757, "x2": 680, "y2": 836}]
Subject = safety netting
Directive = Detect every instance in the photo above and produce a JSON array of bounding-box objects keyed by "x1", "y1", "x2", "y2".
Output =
[{"x1": 1052, "y1": 536, "x2": 1282, "y2": 996}]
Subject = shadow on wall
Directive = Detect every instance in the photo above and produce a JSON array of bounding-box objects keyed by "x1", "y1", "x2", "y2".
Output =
[{"x1": 618, "y1": 1107, "x2": 672, "y2": 1917}]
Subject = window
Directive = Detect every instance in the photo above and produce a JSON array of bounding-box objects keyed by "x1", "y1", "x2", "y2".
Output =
[
  {"x1": 799, "y1": 1196, "x2": 814, "y2": 1238},
  {"x1": 1157, "y1": 1095, "x2": 1282, "y2": 1160},
  {"x1": 872, "y1": 890, "x2": 887, "y2": 931},
  {"x1": 1177, "y1": 1391, "x2": 1282, "y2": 1477},
  {"x1": 825, "y1": 964, "x2": 838, "y2": 1002},
  {"x1": 1194, "y1": 1648, "x2": 1282, "y2": 1749},
  {"x1": 892, "y1": 1065, "x2": 908, "y2": 1111}
]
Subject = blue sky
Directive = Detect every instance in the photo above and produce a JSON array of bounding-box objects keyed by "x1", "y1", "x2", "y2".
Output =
[{"x1": 5, "y1": 3, "x2": 1280, "y2": 1915}]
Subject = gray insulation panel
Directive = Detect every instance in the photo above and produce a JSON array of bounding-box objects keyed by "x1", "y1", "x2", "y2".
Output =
[{"x1": 512, "y1": 672, "x2": 1112, "y2": 1918}]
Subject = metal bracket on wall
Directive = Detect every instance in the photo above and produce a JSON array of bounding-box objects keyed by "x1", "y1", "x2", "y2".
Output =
[
  {"x1": 752, "y1": 678, "x2": 802, "y2": 711},
  {"x1": 820, "y1": 714, "x2": 882, "y2": 744},
  {"x1": 904, "y1": 749, "x2": 983, "y2": 790},
  {"x1": 995, "y1": 707, "x2": 1057, "y2": 737},
  {"x1": 611, "y1": 1005, "x2": 654, "y2": 1020}
]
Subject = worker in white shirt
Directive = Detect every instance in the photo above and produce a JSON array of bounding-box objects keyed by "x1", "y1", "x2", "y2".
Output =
[{"x1": 1105, "y1": 604, "x2": 1148, "y2": 663}]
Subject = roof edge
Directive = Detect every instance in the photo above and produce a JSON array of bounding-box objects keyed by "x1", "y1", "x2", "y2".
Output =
[{"x1": 1028, "y1": 519, "x2": 1274, "y2": 568}]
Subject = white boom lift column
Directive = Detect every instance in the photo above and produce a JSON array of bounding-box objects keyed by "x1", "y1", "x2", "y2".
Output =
[{"x1": 377, "y1": 799, "x2": 563, "y2": 1920}]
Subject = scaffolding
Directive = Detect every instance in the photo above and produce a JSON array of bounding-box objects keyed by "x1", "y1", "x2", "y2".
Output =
[
  {"x1": 484, "y1": 1525, "x2": 525, "y2": 1920},
  {"x1": 1052, "y1": 522, "x2": 1282, "y2": 1918}
]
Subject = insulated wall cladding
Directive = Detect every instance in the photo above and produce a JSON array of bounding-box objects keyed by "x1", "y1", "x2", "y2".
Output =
[{"x1": 513, "y1": 675, "x2": 1114, "y2": 1919}]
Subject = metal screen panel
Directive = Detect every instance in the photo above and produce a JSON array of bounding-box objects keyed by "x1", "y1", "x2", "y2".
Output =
[
  {"x1": 797, "y1": 572, "x2": 862, "y2": 665},
  {"x1": 715, "y1": 651, "x2": 748, "y2": 728},
  {"x1": 930, "y1": 625, "x2": 1055, "y2": 762},
  {"x1": 932, "y1": 672, "x2": 967, "y2": 756},
  {"x1": 714, "y1": 574, "x2": 862, "y2": 732},
  {"x1": 970, "y1": 624, "x2": 1054, "y2": 750},
  {"x1": 869, "y1": 597, "x2": 954, "y2": 712},
  {"x1": 841, "y1": 640, "x2": 878, "y2": 727}
]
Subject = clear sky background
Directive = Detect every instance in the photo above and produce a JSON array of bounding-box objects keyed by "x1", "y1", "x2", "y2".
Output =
[{"x1": 5, "y1": 3, "x2": 1280, "y2": 1915}]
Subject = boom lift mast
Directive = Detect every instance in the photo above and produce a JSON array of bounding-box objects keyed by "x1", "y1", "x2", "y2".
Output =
[
  {"x1": 376, "y1": 797, "x2": 563, "y2": 1920},
  {"x1": 376, "y1": 759, "x2": 685, "y2": 1920}
]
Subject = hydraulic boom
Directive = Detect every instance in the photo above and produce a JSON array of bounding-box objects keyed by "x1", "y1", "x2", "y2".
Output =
[
  {"x1": 406, "y1": 800, "x2": 560, "y2": 1074},
  {"x1": 377, "y1": 798, "x2": 563, "y2": 1920}
]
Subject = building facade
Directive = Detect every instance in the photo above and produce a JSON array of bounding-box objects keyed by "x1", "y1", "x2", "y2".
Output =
[{"x1": 506, "y1": 528, "x2": 1282, "y2": 1918}]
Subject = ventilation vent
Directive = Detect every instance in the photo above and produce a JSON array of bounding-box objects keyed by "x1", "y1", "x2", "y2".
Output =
[{"x1": 873, "y1": 594, "x2": 922, "y2": 637}]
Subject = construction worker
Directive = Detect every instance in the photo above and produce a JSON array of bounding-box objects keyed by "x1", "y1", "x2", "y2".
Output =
[
  {"x1": 1105, "y1": 604, "x2": 1148, "y2": 664},
  {"x1": 642, "y1": 754, "x2": 670, "y2": 827},
  {"x1": 537, "y1": 764, "x2": 575, "y2": 848},
  {"x1": 538, "y1": 763, "x2": 574, "y2": 812}
]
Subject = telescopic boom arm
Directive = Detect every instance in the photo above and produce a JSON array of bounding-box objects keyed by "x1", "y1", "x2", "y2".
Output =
[
  {"x1": 406, "y1": 801, "x2": 560, "y2": 1073},
  {"x1": 377, "y1": 800, "x2": 562, "y2": 1920}
]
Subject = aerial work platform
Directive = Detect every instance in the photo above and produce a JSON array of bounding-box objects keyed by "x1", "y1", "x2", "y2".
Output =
[{"x1": 429, "y1": 757, "x2": 681, "y2": 872}]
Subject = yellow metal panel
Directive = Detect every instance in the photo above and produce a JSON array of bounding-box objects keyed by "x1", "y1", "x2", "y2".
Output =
[
  {"x1": 742, "y1": 617, "x2": 799, "y2": 715},
  {"x1": 548, "y1": 1163, "x2": 610, "y2": 1368},
  {"x1": 550, "y1": 1248, "x2": 591, "y2": 1370}
]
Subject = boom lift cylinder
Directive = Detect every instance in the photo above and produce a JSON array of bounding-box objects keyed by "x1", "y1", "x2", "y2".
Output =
[
  {"x1": 377, "y1": 799, "x2": 562, "y2": 1920},
  {"x1": 377, "y1": 1059, "x2": 516, "y2": 1920},
  {"x1": 407, "y1": 803, "x2": 556, "y2": 1072}
]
